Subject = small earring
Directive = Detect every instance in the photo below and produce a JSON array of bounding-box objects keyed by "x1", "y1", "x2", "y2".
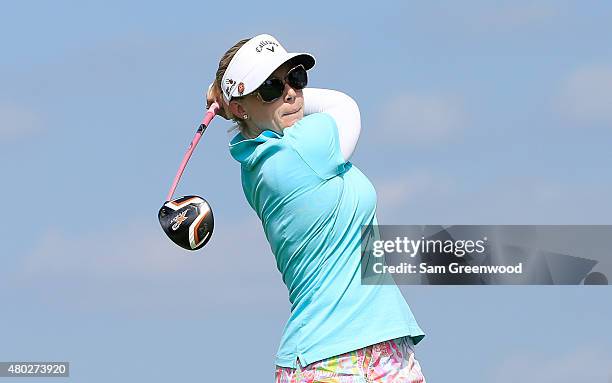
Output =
[{"x1": 243, "y1": 114, "x2": 249, "y2": 120}]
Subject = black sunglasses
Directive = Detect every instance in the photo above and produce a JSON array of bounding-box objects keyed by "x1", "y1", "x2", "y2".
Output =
[{"x1": 254, "y1": 64, "x2": 308, "y2": 103}]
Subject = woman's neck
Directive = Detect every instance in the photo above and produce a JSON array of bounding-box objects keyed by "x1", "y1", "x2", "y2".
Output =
[{"x1": 243, "y1": 125, "x2": 283, "y2": 139}]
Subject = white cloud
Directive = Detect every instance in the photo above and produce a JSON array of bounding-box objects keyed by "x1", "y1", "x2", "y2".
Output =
[
  {"x1": 0, "y1": 103, "x2": 40, "y2": 141},
  {"x1": 379, "y1": 93, "x2": 468, "y2": 146},
  {"x1": 478, "y1": 2, "x2": 562, "y2": 29},
  {"x1": 373, "y1": 173, "x2": 612, "y2": 225},
  {"x1": 14, "y1": 216, "x2": 288, "y2": 315},
  {"x1": 557, "y1": 65, "x2": 612, "y2": 125},
  {"x1": 374, "y1": 172, "x2": 456, "y2": 223},
  {"x1": 489, "y1": 346, "x2": 612, "y2": 383}
]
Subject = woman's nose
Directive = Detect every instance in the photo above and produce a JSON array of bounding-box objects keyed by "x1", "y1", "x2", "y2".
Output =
[{"x1": 284, "y1": 83, "x2": 297, "y2": 101}]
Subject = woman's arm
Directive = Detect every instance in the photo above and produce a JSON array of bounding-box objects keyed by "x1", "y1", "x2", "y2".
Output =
[{"x1": 302, "y1": 88, "x2": 361, "y2": 162}]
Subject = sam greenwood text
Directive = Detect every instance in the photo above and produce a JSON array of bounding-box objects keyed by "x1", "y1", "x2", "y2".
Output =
[{"x1": 372, "y1": 262, "x2": 524, "y2": 275}]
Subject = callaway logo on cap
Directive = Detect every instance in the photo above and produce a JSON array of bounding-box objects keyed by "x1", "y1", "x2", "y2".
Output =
[{"x1": 221, "y1": 34, "x2": 315, "y2": 102}]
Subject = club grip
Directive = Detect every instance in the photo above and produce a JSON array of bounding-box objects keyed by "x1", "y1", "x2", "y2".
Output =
[{"x1": 203, "y1": 102, "x2": 220, "y2": 126}]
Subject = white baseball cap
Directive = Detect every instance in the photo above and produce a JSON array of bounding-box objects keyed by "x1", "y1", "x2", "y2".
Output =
[{"x1": 221, "y1": 34, "x2": 315, "y2": 103}]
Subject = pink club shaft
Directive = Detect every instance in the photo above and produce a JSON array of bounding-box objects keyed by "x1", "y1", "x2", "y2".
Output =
[{"x1": 166, "y1": 102, "x2": 220, "y2": 201}]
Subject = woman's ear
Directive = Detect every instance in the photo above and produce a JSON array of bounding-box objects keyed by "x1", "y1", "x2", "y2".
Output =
[{"x1": 229, "y1": 99, "x2": 247, "y2": 120}]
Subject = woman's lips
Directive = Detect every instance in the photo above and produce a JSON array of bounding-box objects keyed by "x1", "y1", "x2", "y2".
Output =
[{"x1": 283, "y1": 107, "x2": 302, "y2": 117}]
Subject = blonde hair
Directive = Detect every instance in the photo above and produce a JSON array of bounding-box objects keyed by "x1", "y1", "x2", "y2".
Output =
[{"x1": 214, "y1": 38, "x2": 250, "y2": 134}]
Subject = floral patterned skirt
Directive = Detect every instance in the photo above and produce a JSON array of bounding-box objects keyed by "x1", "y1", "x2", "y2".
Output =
[{"x1": 274, "y1": 336, "x2": 426, "y2": 383}]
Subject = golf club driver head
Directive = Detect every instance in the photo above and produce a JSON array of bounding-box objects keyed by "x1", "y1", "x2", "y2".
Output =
[{"x1": 158, "y1": 195, "x2": 214, "y2": 251}]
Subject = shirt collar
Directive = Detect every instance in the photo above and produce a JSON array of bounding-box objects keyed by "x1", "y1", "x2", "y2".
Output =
[{"x1": 229, "y1": 129, "x2": 283, "y2": 166}]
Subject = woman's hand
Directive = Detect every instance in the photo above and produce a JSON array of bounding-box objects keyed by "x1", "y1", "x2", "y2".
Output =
[{"x1": 206, "y1": 83, "x2": 232, "y2": 120}]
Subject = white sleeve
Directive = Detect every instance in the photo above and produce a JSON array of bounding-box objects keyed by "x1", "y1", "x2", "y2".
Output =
[{"x1": 302, "y1": 87, "x2": 361, "y2": 161}]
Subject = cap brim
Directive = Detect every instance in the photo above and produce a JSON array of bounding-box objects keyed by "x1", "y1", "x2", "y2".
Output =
[{"x1": 286, "y1": 53, "x2": 315, "y2": 71}]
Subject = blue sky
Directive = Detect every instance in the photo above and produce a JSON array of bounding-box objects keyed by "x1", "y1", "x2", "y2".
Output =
[{"x1": 1, "y1": 1, "x2": 611, "y2": 382}]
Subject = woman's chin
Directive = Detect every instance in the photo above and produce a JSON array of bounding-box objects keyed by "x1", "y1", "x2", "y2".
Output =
[{"x1": 282, "y1": 112, "x2": 304, "y2": 128}]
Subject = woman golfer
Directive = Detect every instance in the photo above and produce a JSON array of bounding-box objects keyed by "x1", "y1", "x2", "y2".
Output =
[{"x1": 207, "y1": 34, "x2": 427, "y2": 383}]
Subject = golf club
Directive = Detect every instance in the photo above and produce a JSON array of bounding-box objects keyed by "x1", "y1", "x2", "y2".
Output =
[{"x1": 158, "y1": 102, "x2": 219, "y2": 251}]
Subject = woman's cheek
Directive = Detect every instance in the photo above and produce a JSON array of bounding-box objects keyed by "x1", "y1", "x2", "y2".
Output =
[{"x1": 278, "y1": 112, "x2": 291, "y2": 128}]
